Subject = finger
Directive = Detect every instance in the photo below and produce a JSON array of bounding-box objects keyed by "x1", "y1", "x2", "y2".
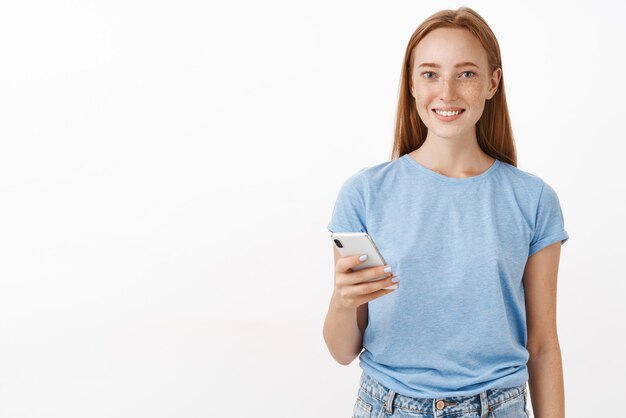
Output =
[
  {"x1": 349, "y1": 264, "x2": 394, "y2": 285},
  {"x1": 354, "y1": 285, "x2": 398, "y2": 305},
  {"x1": 351, "y1": 274, "x2": 399, "y2": 295},
  {"x1": 336, "y1": 253, "x2": 370, "y2": 274}
]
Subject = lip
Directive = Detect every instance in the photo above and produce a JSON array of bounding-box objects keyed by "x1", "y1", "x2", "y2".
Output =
[
  {"x1": 432, "y1": 107, "x2": 465, "y2": 111},
  {"x1": 432, "y1": 108, "x2": 465, "y2": 121}
]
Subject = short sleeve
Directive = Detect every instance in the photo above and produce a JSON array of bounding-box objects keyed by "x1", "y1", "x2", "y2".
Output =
[
  {"x1": 326, "y1": 170, "x2": 368, "y2": 234},
  {"x1": 529, "y1": 181, "x2": 570, "y2": 257}
]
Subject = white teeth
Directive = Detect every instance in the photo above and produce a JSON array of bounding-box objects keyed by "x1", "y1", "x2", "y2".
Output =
[{"x1": 435, "y1": 109, "x2": 462, "y2": 116}]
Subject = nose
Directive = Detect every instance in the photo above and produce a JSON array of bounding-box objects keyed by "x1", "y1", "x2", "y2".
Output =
[{"x1": 439, "y1": 78, "x2": 458, "y2": 102}]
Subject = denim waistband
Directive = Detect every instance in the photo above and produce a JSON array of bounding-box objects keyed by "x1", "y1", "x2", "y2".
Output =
[{"x1": 359, "y1": 371, "x2": 527, "y2": 415}]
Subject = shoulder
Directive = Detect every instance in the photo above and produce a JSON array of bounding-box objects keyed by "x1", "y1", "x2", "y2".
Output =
[
  {"x1": 355, "y1": 158, "x2": 398, "y2": 178},
  {"x1": 496, "y1": 162, "x2": 569, "y2": 223},
  {"x1": 339, "y1": 158, "x2": 400, "y2": 192},
  {"x1": 496, "y1": 160, "x2": 554, "y2": 197}
]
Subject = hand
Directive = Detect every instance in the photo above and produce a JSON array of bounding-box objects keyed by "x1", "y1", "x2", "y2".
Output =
[{"x1": 332, "y1": 254, "x2": 399, "y2": 310}]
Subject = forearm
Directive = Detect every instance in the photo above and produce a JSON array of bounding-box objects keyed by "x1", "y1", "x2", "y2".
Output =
[
  {"x1": 322, "y1": 295, "x2": 363, "y2": 365},
  {"x1": 527, "y1": 344, "x2": 565, "y2": 418}
]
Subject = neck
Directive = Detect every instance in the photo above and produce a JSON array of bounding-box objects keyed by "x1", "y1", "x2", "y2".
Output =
[{"x1": 409, "y1": 135, "x2": 495, "y2": 178}]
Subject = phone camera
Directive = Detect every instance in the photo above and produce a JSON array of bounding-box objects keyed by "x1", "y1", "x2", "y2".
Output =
[{"x1": 333, "y1": 239, "x2": 343, "y2": 248}]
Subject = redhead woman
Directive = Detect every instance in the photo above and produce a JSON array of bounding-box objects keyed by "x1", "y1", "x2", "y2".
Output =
[{"x1": 324, "y1": 7, "x2": 568, "y2": 418}]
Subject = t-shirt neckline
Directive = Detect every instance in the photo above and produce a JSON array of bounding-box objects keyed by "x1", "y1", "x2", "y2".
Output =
[{"x1": 401, "y1": 153, "x2": 500, "y2": 184}]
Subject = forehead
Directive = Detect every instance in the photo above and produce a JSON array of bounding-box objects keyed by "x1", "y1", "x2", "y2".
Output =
[{"x1": 412, "y1": 27, "x2": 487, "y2": 67}]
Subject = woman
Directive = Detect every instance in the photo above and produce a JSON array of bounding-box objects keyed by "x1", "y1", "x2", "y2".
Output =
[{"x1": 323, "y1": 7, "x2": 569, "y2": 418}]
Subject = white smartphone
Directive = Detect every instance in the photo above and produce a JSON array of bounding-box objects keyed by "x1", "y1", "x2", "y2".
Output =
[{"x1": 331, "y1": 232, "x2": 397, "y2": 290}]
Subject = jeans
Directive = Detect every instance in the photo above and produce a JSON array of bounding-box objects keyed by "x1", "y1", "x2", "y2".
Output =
[{"x1": 353, "y1": 371, "x2": 530, "y2": 418}]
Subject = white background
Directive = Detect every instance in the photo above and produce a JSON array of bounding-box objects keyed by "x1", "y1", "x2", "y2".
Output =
[{"x1": 0, "y1": 1, "x2": 624, "y2": 417}]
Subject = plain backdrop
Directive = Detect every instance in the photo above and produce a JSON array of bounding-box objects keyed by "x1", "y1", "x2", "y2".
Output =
[{"x1": 0, "y1": 1, "x2": 624, "y2": 417}]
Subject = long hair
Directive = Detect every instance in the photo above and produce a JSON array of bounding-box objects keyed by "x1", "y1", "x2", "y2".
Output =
[{"x1": 391, "y1": 7, "x2": 517, "y2": 166}]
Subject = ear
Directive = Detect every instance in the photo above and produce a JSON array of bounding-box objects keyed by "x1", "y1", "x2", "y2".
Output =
[{"x1": 487, "y1": 67, "x2": 502, "y2": 100}]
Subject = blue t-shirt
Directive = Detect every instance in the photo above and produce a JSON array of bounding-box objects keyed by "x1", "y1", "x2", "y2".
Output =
[{"x1": 327, "y1": 154, "x2": 569, "y2": 398}]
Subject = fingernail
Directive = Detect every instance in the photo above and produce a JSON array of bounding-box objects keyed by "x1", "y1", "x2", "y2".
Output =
[
  {"x1": 392, "y1": 277, "x2": 400, "y2": 283},
  {"x1": 384, "y1": 266, "x2": 392, "y2": 273},
  {"x1": 359, "y1": 254, "x2": 368, "y2": 261}
]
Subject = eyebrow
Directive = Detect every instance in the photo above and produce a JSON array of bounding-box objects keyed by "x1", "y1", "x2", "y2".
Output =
[{"x1": 417, "y1": 61, "x2": 480, "y2": 69}]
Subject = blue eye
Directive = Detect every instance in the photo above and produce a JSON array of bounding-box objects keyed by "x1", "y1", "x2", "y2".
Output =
[{"x1": 420, "y1": 71, "x2": 476, "y2": 79}]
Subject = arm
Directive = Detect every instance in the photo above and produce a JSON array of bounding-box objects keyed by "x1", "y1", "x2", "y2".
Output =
[
  {"x1": 322, "y1": 246, "x2": 369, "y2": 365},
  {"x1": 523, "y1": 241, "x2": 565, "y2": 418}
]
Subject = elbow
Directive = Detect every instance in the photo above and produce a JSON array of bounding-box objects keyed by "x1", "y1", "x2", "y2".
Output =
[
  {"x1": 527, "y1": 339, "x2": 561, "y2": 357},
  {"x1": 334, "y1": 354, "x2": 357, "y2": 366},
  {"x1": 325, "y1": 341, "x2": 358, "y2": 365},
  {"x1": 322, "y1": 324, "x2": 361, "y2": 366},
  {"x1": 323, "y1": 338, "x2": 359, "y2": 365},
  {"x1": 332, "y1": 343, "x2": 362, "y2": 365}
]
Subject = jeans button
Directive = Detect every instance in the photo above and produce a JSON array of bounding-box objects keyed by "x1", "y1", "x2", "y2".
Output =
[{"x1": 436, "y1": 400, "x2": 445, "y2": 409}]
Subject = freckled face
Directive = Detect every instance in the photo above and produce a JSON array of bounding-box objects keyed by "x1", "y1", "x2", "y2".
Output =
[{"x1": 409, "y1": 27, "x2": 501, "y2": 141}]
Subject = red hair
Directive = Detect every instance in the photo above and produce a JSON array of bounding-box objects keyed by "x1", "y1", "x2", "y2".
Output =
[{"x1": 391, "y1": 7, "x2": 517, "y2": 166}]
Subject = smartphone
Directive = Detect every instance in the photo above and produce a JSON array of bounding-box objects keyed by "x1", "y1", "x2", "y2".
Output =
[{"x1": 331, "y1": 232, "x2": 397, "y2": 290}]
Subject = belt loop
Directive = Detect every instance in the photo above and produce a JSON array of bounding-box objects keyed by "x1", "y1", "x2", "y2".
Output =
[
  {"x1": 383, "y1": 389, "x2": 396, "y2": 414},
  {"x1": 479, "y1": 389, "x2": 490, "y2": 418}
]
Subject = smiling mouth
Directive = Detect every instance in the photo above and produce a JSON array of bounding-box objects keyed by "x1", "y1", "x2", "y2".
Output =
[{"x1": 432, "y1": 109, "x2": 465, "y2": 114}]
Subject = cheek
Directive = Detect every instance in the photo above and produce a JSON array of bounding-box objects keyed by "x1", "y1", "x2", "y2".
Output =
[
  {"x1": 413, "y1": 93, "x2": 431, "y2": 116},
  {"x1": 414, "y1": 82, "x2": 485, "y2": 101},
  {"x1": 413, "y1": 88, "x2": 434, "y2": 106},
  {"x1": 458, "y1": 83, "x2": 485, "y2": 101}
]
